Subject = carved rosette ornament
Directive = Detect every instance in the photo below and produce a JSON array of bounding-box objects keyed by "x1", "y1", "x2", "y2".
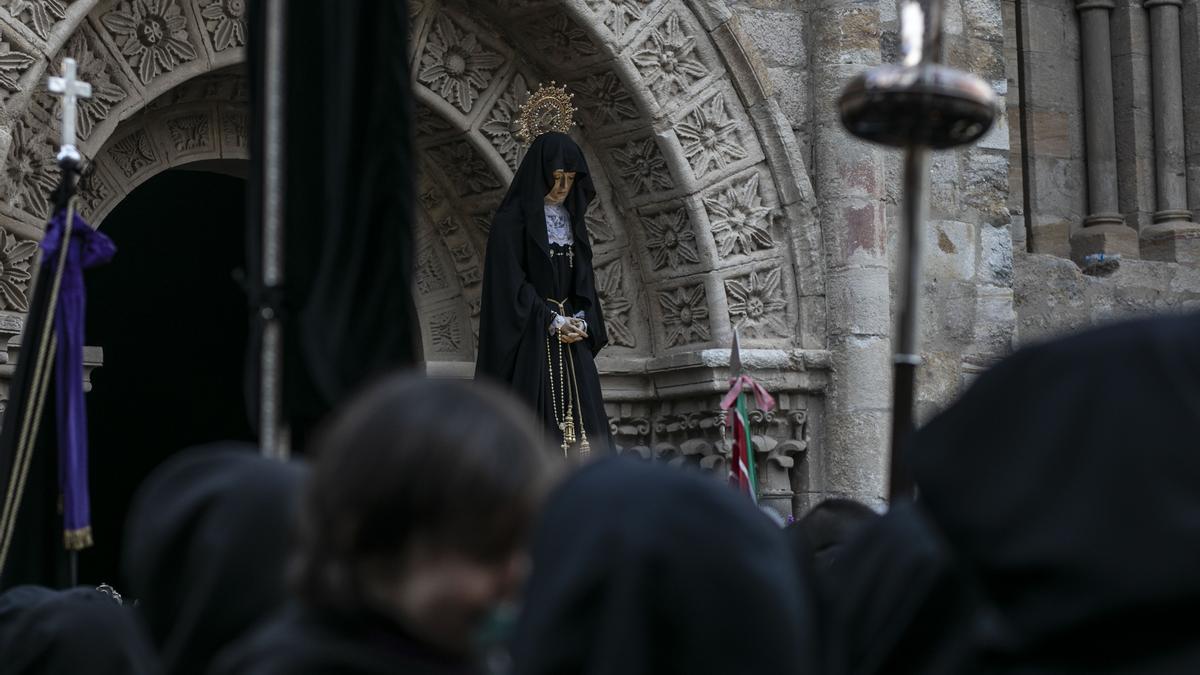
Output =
[
  {"x1": 0, "y1": 229, "x2": 39, "y2": 311},
  {"x1": 197, "y1": 0, "x2": 247, "y2": 51},
  {"x1": 2, "y1": 0, "x2": 71, "y2": 40},
  {"x1": 101, "y1": 0, "x2": 197, "y2": 84},
  {"x1": 418, "y1": 15, "x2": 504, "y2": 113}
]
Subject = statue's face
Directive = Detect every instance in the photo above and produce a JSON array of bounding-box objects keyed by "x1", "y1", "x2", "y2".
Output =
[{"x1": 544, "y1": 170, "x2": 577, "y2": 205}]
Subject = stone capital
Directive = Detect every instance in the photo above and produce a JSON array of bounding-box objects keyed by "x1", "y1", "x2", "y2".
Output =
[
  {"x1": 1143, "y1": 0, "x2": 1183, "y2": 9},
  {"x1": 1076, "y1": 0, "x2": 1116, "y2": 11}
]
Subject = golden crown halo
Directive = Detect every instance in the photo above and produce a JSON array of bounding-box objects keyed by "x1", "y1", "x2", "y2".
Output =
[{"x1": 515, "y1": 81, "x2": 577, "y2": 144}]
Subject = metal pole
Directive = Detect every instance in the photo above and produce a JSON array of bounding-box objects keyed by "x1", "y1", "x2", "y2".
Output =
[
  {"x1": 890, "y1": 146, "x2": 929, "y2": 500},
  {"x1": 260, "y1": 0, "x2": 287, "y2": 460}
]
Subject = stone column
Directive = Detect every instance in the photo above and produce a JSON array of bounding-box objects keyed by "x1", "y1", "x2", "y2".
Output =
[
  {"x1": 1142, "y1": 0, "x2": 1200, "y2": 262},
  {"x1": 1071, "y1": 0, "x2": 1139, "y2": 260},
  {"x1": 809, "y1": 0, "x2": 891, "y2": 509}
]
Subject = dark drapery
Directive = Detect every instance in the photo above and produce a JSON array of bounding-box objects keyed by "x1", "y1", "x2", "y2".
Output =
[{"x1": 246, "y1": 0, "x2": 420, "y2": 450}]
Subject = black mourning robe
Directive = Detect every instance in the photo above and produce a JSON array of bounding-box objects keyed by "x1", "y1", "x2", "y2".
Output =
[
  {"x1": 0, "y1": 585, "x2": 158, "y2": 674},
  {"x1": 120, "y1": 444, "x2": 307, "y2": 675},
  {"x1": 905, "y1": 312, "x2": 1200, "y2": 672},
  {"x1": 511, "y1": 457, "x2": 818, "y2": 675},
  {"x1": 476, "y1": 133, "x2": 611, "y2": 450}
]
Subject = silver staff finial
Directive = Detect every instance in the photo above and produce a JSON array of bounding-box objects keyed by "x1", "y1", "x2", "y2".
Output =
[{"x1": 48, "y1": 58, "x2": 92, "y2": 168}]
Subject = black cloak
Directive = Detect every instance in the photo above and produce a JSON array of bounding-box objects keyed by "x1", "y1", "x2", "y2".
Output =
[
  {"x1": 476, "y1": 132, "x2": 610, "y2": 447},
  {"x1": 0, "y1": 585, "x2": 158, "y2": 674},
  {"x1": 817, "y1": 501, "x2": 996, "y2": 675},
  {"x1": 120, "y1": 444, "x2": 307, "y2": 675},
  {"x1": 908, "y1": 312, "x2": 1200, "y2": 672},
  {"x1": 246, "y1": 0, "x2": 419, "y2": 449},
  {"x1": 211, "y1": 602, "x2": 479, "y2": 675},
  {"x1": 511, "y1": 457, "x2": 817, "y2": 675}
]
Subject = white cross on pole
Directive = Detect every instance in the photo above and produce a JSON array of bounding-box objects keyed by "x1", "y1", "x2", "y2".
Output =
[{"x1": 47, "y1": 58, "x2": 92, "y2": 167}]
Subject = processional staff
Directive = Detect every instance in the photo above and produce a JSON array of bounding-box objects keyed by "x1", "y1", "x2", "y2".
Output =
[
  {"x1": 0, "y1": 58, "x2": 101, "y2": 586},
  {"x1": 838, "y1": 0, "x2": 998, "y2": 500}
]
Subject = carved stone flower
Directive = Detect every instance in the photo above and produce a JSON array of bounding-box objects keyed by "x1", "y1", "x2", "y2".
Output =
[
  {"x1": 58, "y1": 33, "x2": 127, "y2": 141},
  {"x1": 198, "y1": 0, "x2": 247, "y2": 51},
  {"x1": 659, "y1": 284, "x2": 709, "y2": 347},
  {"x1": 613, "y1": 137, "x2": 672, "y2": 196},
  {"x1": 576, "y1": 71, "x2": 638, "y2": 127},
  {"x1": 677, "y1": 94, "x2": 746, "y2": 177},
  {"x1": 3, "y1": 121, "x2": 56, "y2": 216},
  {"x1": 0, "y1": 229, "x2": 39, "y2": 311},
  {"x1": 726, "y1": 268, "x2": 788, "y2": 338},
  {"x1": 432, "y1": 141, "x2": 500, "y2": 195},
  {"x1": 101, "y1": 0, "x2": 197, "y2": 84},
  {"x1": 3, "y1": 0, "x2": 69, "y2": 40},
  {"x1": 585, "y1": 0, "x2": 652, "y2": 37},
  {"x1": 586, "y1": 209, "x2": 615, "y2": 246},
  {"x1": 644, "y1": 209, "x2": 699, "y2": 271},
  {"x1": 533, "y1": 13, "x2": 599, "y2": 63},
  {"x1": 596, "y1": 259, "x2": 635, "y2": 348},
  {"x1": 705, "y1": 173, "x2": 775, "y2": 257},
  {"x1": 419, "y1": 15, "x2": 504, "y2": 113},
  {"x1": 632, "y1": 13, "x2": 707, "y2": 101},
  {"x1": 0, "y1": 39, "x2": 35, "y2": 94},
  {"x1": 481, "y1": 75, "x2": 527, "y2": 169}
]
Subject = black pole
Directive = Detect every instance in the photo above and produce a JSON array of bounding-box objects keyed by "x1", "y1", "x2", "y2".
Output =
[{"x1": 0, "y1": 160, "x2": 80, "y2": 586}]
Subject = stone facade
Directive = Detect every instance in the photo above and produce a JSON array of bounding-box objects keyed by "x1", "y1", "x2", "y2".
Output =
[{"x1": 0, "y1": 0, "x2": 1193, "y2": 514}]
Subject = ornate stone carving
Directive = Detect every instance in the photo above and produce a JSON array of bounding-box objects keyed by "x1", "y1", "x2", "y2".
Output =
[
  {"x1": 3, "y1": 120, "x2": 56, "y2": 216},
  {"x1": 677, "y1": 93, "x2": 746, "y2": 177},
  {"x1": 594, "y1": 257, "x2": 636, "y2": 348},
  {"x1": 643, "y1": 207, "x2": 699, "y2": 270},
  {"x1": 57, "y1": 30, "x2": 128, "y2": 141},
  {"x1": 574, "y1": 71, "x2": 639, "y2": 128},
  {"x1": 658, "y1": 283, "x2": 709, "y2": 347},
  {"x1": 108, "y1": 129, "x2": 157, "y2": 178},
  {"x1": 418, "y1": 15, "x2": 504, "y2": 113},
  {"x1": 531, "y1": 13, "x2": 599, "y2": 64},
  {"x1": 611, "y1": 136, "x2": 673, "y2": 197},
  {"x1": 0, "y1": 39, "x2": 35, "y2": 97},
  {"x1": 584, "y1": 0, "x2": 653, "y2": 38},
  {"x1": 166, "y1": 112, "x2": 210, "y2": 151},
  {"x1": 415, "y1": 104, "x2": 452, "y2": 137},
  {"x1": 198, "y1": 0, "x2": 247, "y2": 52},
  {"x1": 415, "y1": 245, "x2": 449, "y2": 295},
  {"x1": 429, "y1": 140, "x2": 501, "y2": 195},
  {"x1": 705, "y1": 173, "x2": 775, "y2": 257},
  {"x1": 3, "y1": 0, "x2": 70, "y2": 40},
  {"x1": 76, "y1": 160, "x2": 113, "y2": 219},
  {"x1": 481, "y1": 73, "x2": 526, "y2": 169},
  {"x1": 101, "y1": 0, "x2": 198, "y2": 85},
  {"x1": 220, "y1": 106, "x2": 246, "y2": 147},
  {"x1": 0, "y1": 229, "x2": 38, "y2": 311},
  {"x1": 632, "y1": 13, "x2": 707, "y2": 103},
  {"x1": 430, "y1": 310, "x2": 462, "y2": 352},
  {"x1": 725, "y1": 267, "x2": 788, "y2": 338},
  {"x1": 586, "y1": 207, "x2": 615, "y2": 246}
]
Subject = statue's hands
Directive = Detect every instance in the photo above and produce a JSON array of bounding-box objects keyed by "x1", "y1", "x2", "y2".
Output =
[{"x1": 559, "y1": 318, "x2": 589, "y2": 344}]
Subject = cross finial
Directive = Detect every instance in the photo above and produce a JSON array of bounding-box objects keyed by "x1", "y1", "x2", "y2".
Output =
[{"x1": 47, "y1": 58, "x2": 92, "y2": 168}]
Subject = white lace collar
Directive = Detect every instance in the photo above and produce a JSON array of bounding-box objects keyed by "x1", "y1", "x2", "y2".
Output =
[{"x1": 545, "y1": 203, "x2": 574, "y2": 247}]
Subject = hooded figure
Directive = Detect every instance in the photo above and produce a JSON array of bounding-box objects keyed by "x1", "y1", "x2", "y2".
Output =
[
  {"x1": 512, "y1": 457, "x2": 817, "y2": 675},
  {"x1": 121, "y1": 444, "x2": 307, "y2": 675},
  {"x1": 476, "y1": 132, "x2": 611, "y2": 454},
  {"x1": 905, "y1": 312, "x2": 1200, "y2": 672},
  {"x1": 0, "y1": 585, "x2": 158, "y2": 675}
]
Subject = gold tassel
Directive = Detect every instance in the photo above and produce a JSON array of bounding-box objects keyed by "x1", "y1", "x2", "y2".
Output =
[{"x1": 64, "y1": 526, "x2": 93, "y2": 551}]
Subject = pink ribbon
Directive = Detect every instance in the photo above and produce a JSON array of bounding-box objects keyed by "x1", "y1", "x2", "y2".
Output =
[{"x1": 720, "y1": 375, "x2": 776, "y2": 412}]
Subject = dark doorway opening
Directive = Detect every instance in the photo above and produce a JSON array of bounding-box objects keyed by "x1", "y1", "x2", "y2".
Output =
[{"x1": 83, "y1": 167, "x2": 253, "y2": 585}]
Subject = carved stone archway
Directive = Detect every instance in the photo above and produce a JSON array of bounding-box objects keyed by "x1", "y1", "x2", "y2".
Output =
[{"x1": 0, "y1": 0, "x2": 830, "y2": 514}]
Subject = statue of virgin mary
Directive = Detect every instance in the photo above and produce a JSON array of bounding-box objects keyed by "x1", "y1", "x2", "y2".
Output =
[{"x1": 475, "y1": 85, "x2": 611, "y2": 456}]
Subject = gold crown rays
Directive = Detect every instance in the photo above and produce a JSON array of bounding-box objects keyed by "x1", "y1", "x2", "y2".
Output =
[{"x1": 515, "y1": 81, "x2": 577, "y2": 144}]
